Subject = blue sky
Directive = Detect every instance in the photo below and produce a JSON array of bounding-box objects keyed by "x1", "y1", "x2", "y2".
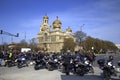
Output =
[{"x1": 0, "y1": 0, "x2": 120, "y2": 44}]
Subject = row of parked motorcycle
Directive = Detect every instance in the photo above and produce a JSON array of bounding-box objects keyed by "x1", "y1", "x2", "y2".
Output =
[
  {"x1": 3, "y1": 54, "x2": 120, "y2": 80},
  {"x1": 33, "y1": 55, "x2": 94, "y2": 75},
  {"x1": 33, "y1": 55, "x2": 120, "y2": 80}
]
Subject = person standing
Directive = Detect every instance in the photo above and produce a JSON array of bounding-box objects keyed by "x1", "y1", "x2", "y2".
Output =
[
  {"x1": 62, "y1": 50, "x2": 72, "y2": 75},
  {"x1": 0, "y1": 51, "x2": 4, "y2": 66}
]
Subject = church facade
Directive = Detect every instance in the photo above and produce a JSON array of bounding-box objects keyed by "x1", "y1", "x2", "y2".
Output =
[{"x1": 37, "y1": 15, "x2": 75, "y2": 52}]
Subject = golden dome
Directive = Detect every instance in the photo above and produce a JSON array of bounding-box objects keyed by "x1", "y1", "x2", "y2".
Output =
[
  {"x1": 43, "y1": 15, "x2": 49, "y2": 19},
  {"x1": 66, "y1": 27, "x2": 72, "y2": 32},
  {"x1": 52, "y1": 16, "x2": 62, "y2": 29},
  {"x1": 53, "y1": 19, "x2": 62, "y2": 24}
]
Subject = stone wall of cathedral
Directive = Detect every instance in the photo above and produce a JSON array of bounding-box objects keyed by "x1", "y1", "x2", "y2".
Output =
[{"x1": 37, "y1": 15, "x2": 75, "y2": 52}]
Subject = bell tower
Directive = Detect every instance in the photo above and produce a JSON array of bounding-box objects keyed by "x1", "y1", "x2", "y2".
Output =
[
  {"x1": 43, "y1": 15, "x2": 49, "y2": 24},
  {"x1": 40, "y1": 15, "x2": 50, "y2": 32}
]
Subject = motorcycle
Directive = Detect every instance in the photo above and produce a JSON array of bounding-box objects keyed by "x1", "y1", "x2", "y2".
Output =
[
  {"x1": 117, "y1": 61, "x2": 120, "y2": 78},
  {"x1": 5, "y1": 59, "x2": 16, "y2": 67},
  {"x1": 83, "y1": 57, "x2": 94, "y2": 73},
  {"x1": 34, "y1": 59, "x2": 46, "y2": 70},
  {"x1": 97, "y1": 58, "x2": 117, "y2": 80},
  {"x1": 17, "y1": 57, "x2": 28, "y2": 68},
  {"x1": 46, "y1": 58, "x2": 59, "y2": 71},
  {"x1": 74, "y1": 57, "x2": 94, "y2": 76}
]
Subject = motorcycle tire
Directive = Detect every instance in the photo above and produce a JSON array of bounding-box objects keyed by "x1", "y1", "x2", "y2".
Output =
[
  {"x1": 7, "y1": 61, "x2": 12, "y2": 67},
  {"x1": 34, "y1": 65, "x2": 40, "y2": 70},
  {"x1": 103, "y1": 70, "x2": 111, "y2": 80},
  {"x1": 89, "y1": 66, "x2": 94, "y2": 73},
  {"x1": 61, "y1": 66, "x2": 65, "y2": 73},
  {"x1": 76, "y1": 67, "x2": 84, "y2": 76},
  {"x1": 66, "y1": 72, "x2": 69, "y2": 75},
  {"x1": 79, "y1": 72, "x2": 84, "y2": 76},
  {"x1": 17, "y1": 63, "x2": 22, "y2": 68},
  {"x1": 47, "y1": 64, "x2": 53, "y2": 71}
]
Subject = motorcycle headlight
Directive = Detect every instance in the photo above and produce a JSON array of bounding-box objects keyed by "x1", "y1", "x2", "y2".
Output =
[
  {"x1": 113, "y1": 66, "x2": 115, "y2": 68},
  {"x1": 85, "y1": 61, "x2": 89, "y2": 65},
  {"x1": 89, "y1": 64, "x2": 92, "y2": 66},
  {"x1": 108, "y1": 62, "x2": 112, "y2": 66},
  {"x1": 75, "y1": 64, "x2": 78, "y2": 67},
  {"x1": 54, "y1": 59, "x2": 58, "y2": 62},
  {"x1": 22, "y1": 58, "x2": 25, "y2": 60}
]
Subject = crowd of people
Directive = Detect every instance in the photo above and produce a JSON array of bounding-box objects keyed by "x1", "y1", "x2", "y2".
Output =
[{"x1": 0, "y1": 49, "x2": 96, "y2": 67}]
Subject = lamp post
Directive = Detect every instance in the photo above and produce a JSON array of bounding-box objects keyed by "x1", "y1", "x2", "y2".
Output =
[
  {"x1": 80, "y1": 24, "x2": 85, "y2": 32},
  {"x1": 79, "y1": 24, "x2": 85, "y2": 51}
]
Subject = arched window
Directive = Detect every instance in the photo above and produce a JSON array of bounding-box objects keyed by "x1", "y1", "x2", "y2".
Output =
[
  {"x1": 45, "y1": 20, "x2": 46, "y2": 23},
  {"x1": 44, "y1": 20, "x2": 48, "y2": 23},
  {"x1": 44, "y1": 33, "x2": 47, "y2": 41}
]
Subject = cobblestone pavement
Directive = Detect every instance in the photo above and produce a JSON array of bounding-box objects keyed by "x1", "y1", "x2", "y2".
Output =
[{"x1": 0, "y1": 65, "x2": 120, "y2": 80}]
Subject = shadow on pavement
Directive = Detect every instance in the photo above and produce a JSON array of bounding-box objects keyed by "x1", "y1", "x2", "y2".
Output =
[
  {"x1": 61, "y1": 74, "x2": 102, "y2": 80},
  {"x1": 60, "y1": 74, "x2": 120, "y2": 80}
]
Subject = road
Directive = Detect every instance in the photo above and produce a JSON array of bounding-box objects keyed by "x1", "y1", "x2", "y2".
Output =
[
  {"x1": 0, "y1": 54, "x2": 120, "y2": 80},
  {"x1": 0, "y1": 65, "x2": 120, "y2": 80},
  {"x1": 0, "y1": 66, "x2": 105, "y2": 80}
]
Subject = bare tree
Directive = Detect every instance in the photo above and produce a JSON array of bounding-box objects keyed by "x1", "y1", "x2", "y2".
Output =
[
  {"x1": 19, "y1": 39, "x2": 28, "y2": 48},
  {"x1": 74, "y1": 31, "x2": 87, "y2": 45}
]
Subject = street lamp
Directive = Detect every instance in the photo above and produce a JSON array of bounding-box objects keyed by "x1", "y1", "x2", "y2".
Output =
[
  {"x1": 79, "y1": 24, "x2": 85, "y2": 52},
  {"x1": 80, "y1": 24, "x2": 85, "y2": 45},
  {"x1": 80, "y1": 24, "x2": 85, "y2": 32}
]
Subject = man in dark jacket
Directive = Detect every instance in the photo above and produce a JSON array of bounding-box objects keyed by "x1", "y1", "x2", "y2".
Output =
[
  {"x1": 62, "y1": 50, "x2": 72, "y2": 75},
  {"x1": 0, "y1": 51, "x2": 4, "y2": 66}
]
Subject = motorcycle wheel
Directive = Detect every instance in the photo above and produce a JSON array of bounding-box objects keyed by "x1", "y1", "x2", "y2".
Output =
[
  {"x1": 17, "y1": 63, "x2": 22, "y2": 68},
  {"x1": 66, "y1": 72, "x2": 69, "y2": 75},
  {"x1": 61, "y1": 66, "x2": 65, "y2": 73},
  {"x1": 103, "y1": 70, "x2": 111, "y2": 80},
  {"x1": 47, "y1": 64, "x2": 53, "y2": 71},
  {"x1": 7, "y1": 62, "x2": 12, "y2": 67},
  {"x1": 34, "y1": 65, "x2": 40, "y2": 70},
  {"x1": 89, "y1": 66, "x2": 94, "y2": 73},
  {"x1": 76, "y1": 67, "x2": 84, "y2": 76}
]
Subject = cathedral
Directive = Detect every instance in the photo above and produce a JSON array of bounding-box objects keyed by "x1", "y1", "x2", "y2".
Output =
[{"x1": 37, "y1": 15, "x2": 75, "y2": 52}]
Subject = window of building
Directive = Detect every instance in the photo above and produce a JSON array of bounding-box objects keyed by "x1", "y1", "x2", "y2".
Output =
[{"x1": 51, "y1": 36, "x2": 56, "y2": 42}]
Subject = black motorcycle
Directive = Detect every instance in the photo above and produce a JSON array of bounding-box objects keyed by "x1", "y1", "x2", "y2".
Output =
[
  {"x1": 74, "y1": 60, "x2": 85, "y2": 76},
  {"x1": 74, "y1": 57, "x2": 94, "y2": 76},
  {"x1": 84, "y1": 57, "x2": 94, "y2": 73},
  {"x1": 118, "y1": 60, "x2": 120, "y2": 78},
  {"x1": 34, "y1": 59, "x2": 46, "y2": 70},
  {"x1": 97, "y1": 58, "x2": 117, "y2": 80},
  {"x1": 46, "y1": 58, "x2": 59, "y2": 71},
  {"x1": 4, "y1": 59, "x2": 16, "y2": 67}
]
